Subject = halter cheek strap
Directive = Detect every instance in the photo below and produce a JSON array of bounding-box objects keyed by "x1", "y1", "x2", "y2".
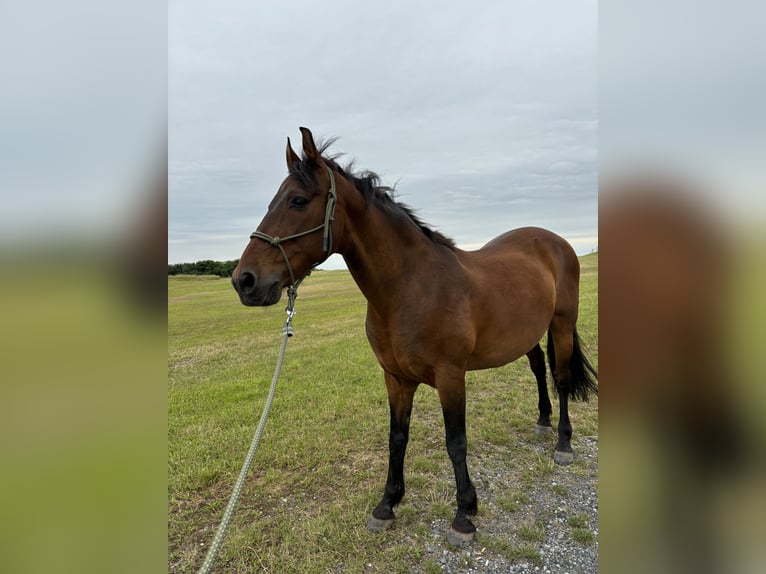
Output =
[{"x1": 249, "y1": 165, "x2": 338, "y2": 298}]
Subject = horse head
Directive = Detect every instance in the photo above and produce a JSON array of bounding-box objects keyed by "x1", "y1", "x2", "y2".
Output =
[{"x1": 232, "y1": 127, "x2": 341, "y2": 306}]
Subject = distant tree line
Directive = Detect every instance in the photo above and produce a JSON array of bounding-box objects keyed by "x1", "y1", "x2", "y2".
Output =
[{"x1": 168, "y1": 259, "x2": 239, "y2": 277}]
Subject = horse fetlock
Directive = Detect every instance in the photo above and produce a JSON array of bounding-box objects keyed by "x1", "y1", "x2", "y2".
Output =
[
  {"x1": 382, "y1": 484, "x2": 405, "y2": 509},
  {"x1": 462, "y1": 491, "x2": 478, "y2": 517},
  {"x1": 372, "y1": 501, "x2": 396, "y2": 520},
  {"x1": 557, "y1": 425, "x2": 573, "y2": 444}
]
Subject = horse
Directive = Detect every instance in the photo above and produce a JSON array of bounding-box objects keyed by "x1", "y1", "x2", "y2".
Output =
[{"x1": 232, "y1": 127, "x2": 598, "y2": 547}]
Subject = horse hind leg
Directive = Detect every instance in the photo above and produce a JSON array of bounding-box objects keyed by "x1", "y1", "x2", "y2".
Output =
[
  {"x1": 526, "y1": 344, "x2": 553, "y2": 434},
  {"x1": 547, "y1": 321, "x2": 576, "y2": 465}
]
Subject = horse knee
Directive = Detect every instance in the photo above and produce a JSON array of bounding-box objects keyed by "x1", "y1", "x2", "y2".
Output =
[{"x1": 389, "y1": 429, "x2": 408, "y2": 451}]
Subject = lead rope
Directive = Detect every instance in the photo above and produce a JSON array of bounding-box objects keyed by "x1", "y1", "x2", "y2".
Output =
[
  {"x1": 198, "y1": 166, "x2": 335, "y2": 572},
  {"x1": 196, "y1": 285, "x2": 299, "y2": 574}
]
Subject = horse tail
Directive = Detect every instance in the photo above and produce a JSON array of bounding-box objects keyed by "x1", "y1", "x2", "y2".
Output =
[{"x1": 546, "y1": 327, "x2": 598, "y2": 402}]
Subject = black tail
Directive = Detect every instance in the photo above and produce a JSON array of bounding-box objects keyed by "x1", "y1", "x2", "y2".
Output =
[{"x1": 546, "y1": 327, "x2": 598, "y2": 402}]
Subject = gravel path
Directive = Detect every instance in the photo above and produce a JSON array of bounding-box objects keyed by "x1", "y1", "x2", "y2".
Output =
[{"x1": 419, "y1": 436, "x2": 598, "y2": 574}]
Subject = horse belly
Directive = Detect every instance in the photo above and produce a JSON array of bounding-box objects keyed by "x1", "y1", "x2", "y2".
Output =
[
  {"x1": 466, "y1": 326, "x2": 547, "y2": 370},
  {"x1": 465, "y1": 298, "x2": 552, "y2": 371}
]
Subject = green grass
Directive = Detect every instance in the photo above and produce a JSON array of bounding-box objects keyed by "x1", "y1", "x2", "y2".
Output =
[
  {"x1": 568, "y1": 512, "x2": 596, "y2": 545},
  {"x1": 551, "y1": 484, "x2": 568, "y2": 496},
  {"x1": 169, "y1": 255, "x2": 598, "y2": 573},
  {"x1": 518, "y1": 520, "x2": 547, "y2": 543},
  {"x1": 495, "y1": 490, "x2": 528, "y2": 514},
  {"x1": 481, "y1": 535, "x2": 543, "y2": 566}
]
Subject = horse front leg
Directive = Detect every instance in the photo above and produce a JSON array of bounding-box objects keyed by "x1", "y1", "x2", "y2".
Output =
[
  {"x1": 437, "y1": 373, "x2": 478, "y2": 548},
  {"x1": 367, "y1": 373, "x2": 417, "y2": 532}
]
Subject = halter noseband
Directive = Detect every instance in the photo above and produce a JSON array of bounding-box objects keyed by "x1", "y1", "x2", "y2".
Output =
[{"x1": 249, "y1": 164, "x2": 338, "y2": 296}]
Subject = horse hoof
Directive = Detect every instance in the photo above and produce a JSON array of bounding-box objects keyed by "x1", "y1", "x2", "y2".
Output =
[
  {"x1": 554, "y1": 450, "x2": 574, "y2": 465},
  {"x1": 447, "y1": 528, "x2": 475, "y2": 548},
  {"x1": 534, "y1": 424, "x2": 553, "y2": 435},
  {"x1": 366, "y1": 515, "x2": 394, "y2": 533}
]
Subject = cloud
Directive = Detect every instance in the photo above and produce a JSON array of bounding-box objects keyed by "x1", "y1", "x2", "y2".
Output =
[{"x1": 169, "y1": 1, "x2": 598, "y2": 264}]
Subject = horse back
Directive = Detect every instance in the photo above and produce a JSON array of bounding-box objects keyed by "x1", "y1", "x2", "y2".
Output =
[{"x1": 477, "y1": 227, "x2": 579, "y2": 289}]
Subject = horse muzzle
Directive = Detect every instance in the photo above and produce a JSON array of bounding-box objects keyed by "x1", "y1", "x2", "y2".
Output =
[{"x1": 232, "y1": 268, "x2": 282, "y2": 306}]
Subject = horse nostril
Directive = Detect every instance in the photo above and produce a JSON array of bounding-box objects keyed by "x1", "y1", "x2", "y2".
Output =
[{"x1": 238, "y1": 270, "x2": 256, "y2": 293}]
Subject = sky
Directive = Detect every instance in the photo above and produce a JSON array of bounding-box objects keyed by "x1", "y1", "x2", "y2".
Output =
[{"x1": 169, "y1": 1, "x2": 598, "y2": 268}]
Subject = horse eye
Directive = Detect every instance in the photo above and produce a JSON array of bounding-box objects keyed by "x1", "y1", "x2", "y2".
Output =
[{"x1": 289, "y1": 196, "x2": 309, "y2": 209}]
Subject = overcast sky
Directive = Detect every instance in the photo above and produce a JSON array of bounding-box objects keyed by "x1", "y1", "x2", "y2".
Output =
[{"x1": 169, "y1": 0, "x2": 598, "y2": 268}]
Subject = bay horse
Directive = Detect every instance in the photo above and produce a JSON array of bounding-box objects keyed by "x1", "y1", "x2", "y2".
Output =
[{"x1": 232, "y1": 127, "x2": 597, "y2": 546}]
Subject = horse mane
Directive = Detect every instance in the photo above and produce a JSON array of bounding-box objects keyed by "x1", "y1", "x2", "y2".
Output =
[{"x1": 289, "y1": 139, "x2": 456, "y2": 250}]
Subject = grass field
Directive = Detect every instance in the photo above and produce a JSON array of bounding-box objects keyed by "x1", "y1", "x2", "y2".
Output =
[{"x1": 168, "y1": 253, "x2": 598, "y2": 573}]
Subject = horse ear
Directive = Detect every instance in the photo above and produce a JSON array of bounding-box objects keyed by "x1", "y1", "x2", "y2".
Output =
[
  {"x1": 286, "y1": 137, "x2": 300, "y2": 170},
  {"x1": 299, "y1": 126, "x2": 321, "y2": 164}
]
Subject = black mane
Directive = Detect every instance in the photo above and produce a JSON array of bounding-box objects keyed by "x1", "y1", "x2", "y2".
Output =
[{"x1": 289, "y1": 139, "x2": 456, "y2": 250}]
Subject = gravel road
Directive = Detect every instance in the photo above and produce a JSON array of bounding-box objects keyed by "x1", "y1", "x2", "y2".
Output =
[{"x1": 418, "y1": 436, "x2": 598, "y2": 574}]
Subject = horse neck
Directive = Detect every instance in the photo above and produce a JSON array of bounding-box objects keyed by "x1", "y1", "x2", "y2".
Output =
[{"x1": 337, "y1": 193, "x2": 448, "y2": 310}]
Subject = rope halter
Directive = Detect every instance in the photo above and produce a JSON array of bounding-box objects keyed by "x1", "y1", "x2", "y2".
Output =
[{"x1": 249, "y1": 164, "x2": 338, "y2": 323}]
